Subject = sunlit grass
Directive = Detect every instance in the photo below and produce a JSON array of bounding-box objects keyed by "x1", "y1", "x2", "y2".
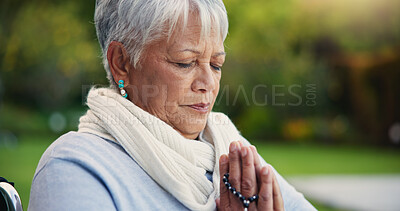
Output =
[
  {"x1": 254, "y1": 142, "x2": 400, "y2": 175},
  {"x1": 0, "y1": 138, "x2": 53, "y2": 210}
]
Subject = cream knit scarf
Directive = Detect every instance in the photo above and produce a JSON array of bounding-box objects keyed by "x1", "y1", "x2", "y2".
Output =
[{"x1": 77, "y1": 87, "x2": 243, "y2": 210}]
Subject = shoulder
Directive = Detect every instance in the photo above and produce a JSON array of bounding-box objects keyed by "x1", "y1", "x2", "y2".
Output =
[
  {"x1": 33, "y1": 131, "x2": 128, "y2": 175},
  {"x1": 29, "y1": 131, "x2": 188, "y2": 211},
  {"x1": 41, "y1": 131, "x2": 121, "y2": 157},
  {"x1": 38, "y1": 131, "x2": 115, "y2": 158},
  {"x1": 29, "y1": 132, "x2": 125, "y2": 210},
  {"x1": 33, "y1": 131, "x2": 151, "y2": 189}
]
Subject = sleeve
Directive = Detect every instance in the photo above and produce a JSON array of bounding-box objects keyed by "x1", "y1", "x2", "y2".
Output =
[
  {"x1": 240, "y1": 137, "x2": 317, "y2": 211},
  {"x1": 28, "y1": 157, "x2": 116, "y2": 211}
]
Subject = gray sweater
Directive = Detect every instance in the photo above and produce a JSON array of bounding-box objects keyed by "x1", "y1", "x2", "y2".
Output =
[{"x1": 28, "y1": 132, "x2": 316, "y2": 210}]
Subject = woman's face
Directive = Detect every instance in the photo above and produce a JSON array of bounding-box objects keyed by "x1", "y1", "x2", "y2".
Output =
[{"x1": 127, "y1": 15, "x2": 225, "y2": 139}]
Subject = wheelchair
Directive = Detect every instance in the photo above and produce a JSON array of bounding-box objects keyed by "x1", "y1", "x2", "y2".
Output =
[{"x1": 0, "y1": 177, "x2": 23, "y2": 211}]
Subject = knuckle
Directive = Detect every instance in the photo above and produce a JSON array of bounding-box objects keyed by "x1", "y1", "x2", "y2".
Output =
[
  {"x1": 241, "y1": 185, "x2": 252, "y2": 195},
  {"x1": 220, "y1": 187, "x2": 228, "y2": 195},
  {"x1": 267, "y1": 176, "x2": 273, "y2": 184},
  {"x1": 218, "y1": 202, "x2": 230, "y2": 211},
  {"x1": 230, "y1": 178, "x2": 241, "y2": 186},
  {"x1": 241, "y1": 179, "x2": 253, "y2": 191},
  {"x1": 262, "y1": 173, "x2": 273, "y2": 184},
  {"x1": 273, "y1": 189, "x2": 282, "y2": 197},
  {"x1": 259, "y1": 192, "x2": 273, "y2": 201},
  {"x1": 222, "y1": 205, "x2": 230, "y2": 211},
  {"x1": 220, "y1": 201, "x2": 230, "y2": 210},
  {"x1": 261, "y1": 175, "x2": 272, "y2": 184},
  {"x1": 242, "y1": 158, "x2": 252, "y2": 166},
  {"x1": 229, "y1": 152, "x2": 239, "y2": 160}
]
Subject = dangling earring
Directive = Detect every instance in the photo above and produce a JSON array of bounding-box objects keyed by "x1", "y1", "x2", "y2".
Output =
[{"x1": 118, "y1": 79, "x2": 128, "y2": 98}]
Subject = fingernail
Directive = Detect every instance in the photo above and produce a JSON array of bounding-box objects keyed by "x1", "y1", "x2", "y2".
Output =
[
  {"x1": 236, "y1": 142, "x2": 241, "y2": 151},
  {"x1": 230, "y1": 142, "x2": 236, "y2": 152},
  {"x1": 220, "y1": 155, "x2": 228, "y2": 164},
  {"x1": 262, "y1": 167, "x2": 269, "y2": 175},
  {"x1": 241, "y1": 147, "x2": 247, "y2": 157},
  {"x1": 251, "y1": 145, "x2": 257, "y2": 153}
]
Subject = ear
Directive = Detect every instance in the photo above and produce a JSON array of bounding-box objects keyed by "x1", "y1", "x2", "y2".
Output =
[{"x1": 107, "y1": 41, "x2": 132, "y2": 85}]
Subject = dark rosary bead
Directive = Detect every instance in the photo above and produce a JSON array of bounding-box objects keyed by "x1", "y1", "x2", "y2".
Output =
[
  {"x1": 223, "y1": 172, "x2": 258, "y2": 209},
  {"x1": 249, "y1": 195, "x2": 258, "y2": 202},
  {"x1": 243, "y1": 200, "x2": 250, "y2": 208},
  {"x1": 234, "y1": 191, "x2": 241, "y2": 197}
]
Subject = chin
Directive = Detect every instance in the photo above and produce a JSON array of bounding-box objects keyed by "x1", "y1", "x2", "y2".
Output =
[
  {"x1": 176, "y1": 119, "x2": 207, "y2": 139},
  {"x1": 168, "y1": 110, "x2": 209, "y2": 138}
]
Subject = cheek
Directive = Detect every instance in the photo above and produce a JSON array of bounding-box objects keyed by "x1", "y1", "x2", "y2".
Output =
[
  {"x1": 213, "y1": 76, "x2": 221, "y2": 99},
  {"x1": 164, "y1": 72, "x2": 193, "y2": 101},
  {"x1": 163, "y1": 79, "x2": 188, "y2": 110},
  {"x1": 170, "y1": 85, "x2": 190, "y2": 108}
]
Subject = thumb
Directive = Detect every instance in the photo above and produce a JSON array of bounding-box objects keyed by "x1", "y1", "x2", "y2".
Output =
[{"x1": 216, "y1": 198, "x2": 221, "y2": 210}]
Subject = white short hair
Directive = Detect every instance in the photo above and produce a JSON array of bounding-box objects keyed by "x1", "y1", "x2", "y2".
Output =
[{"x1": 94, "y1": 0, "x2": 229, "y2": 87}]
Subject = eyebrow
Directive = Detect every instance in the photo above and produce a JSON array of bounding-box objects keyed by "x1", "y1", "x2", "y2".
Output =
[
  {"x1": 213, "y1": 51, "x2": 226, "y2": 57},
  {"x1": 180, "y1": 49, "x2": 226, "y2": 57}
]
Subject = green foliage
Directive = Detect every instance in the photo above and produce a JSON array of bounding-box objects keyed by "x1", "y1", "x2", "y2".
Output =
[
  {"x1": 1, "y1": 0, "x2": 399, "y2": 142},
  {"x1": 1, "y1": 1, "x2": 106, "y2": 109},
  {"x1": 0, "y1": 103, "x2": 49, "y2": 135},
  {"x1": 220, "y1": 0, "x2": 400, "y2": 142},
  {"x1": 235, "y1": 106, "x2": 281, "y2": 139}
]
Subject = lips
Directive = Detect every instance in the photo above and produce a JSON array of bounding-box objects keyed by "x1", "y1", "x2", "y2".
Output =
[{"x1": 187, "y1": 103, "x2": 210, "y2": 113}]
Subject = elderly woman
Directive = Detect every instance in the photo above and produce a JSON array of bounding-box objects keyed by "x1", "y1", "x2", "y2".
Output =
[{"x1": 29, "y1": 0, "x2": 315, "y2": 210}]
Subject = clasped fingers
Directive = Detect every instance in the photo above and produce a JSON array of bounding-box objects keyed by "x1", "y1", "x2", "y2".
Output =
[{"x1": 217, "y1": 141, "x2": 284, "y2": 211}]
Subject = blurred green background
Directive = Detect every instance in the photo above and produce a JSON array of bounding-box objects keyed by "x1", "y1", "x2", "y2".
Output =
[{"x1": 1, "y1": 0, "x2": 400, "y2": 210}]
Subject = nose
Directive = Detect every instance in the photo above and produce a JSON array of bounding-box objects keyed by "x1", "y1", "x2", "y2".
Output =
[{"x1": 191, "y1": 64, "x2": 217, "y2": 93}]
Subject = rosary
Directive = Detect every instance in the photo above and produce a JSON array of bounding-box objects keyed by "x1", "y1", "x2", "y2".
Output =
[{"x1": 223, "y1": 173, "x2": 259, "y2": 210}]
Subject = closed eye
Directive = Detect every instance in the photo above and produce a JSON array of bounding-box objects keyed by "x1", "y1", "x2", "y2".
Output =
[
  {"x1": 211, "y1": 64, "x2": 221, "y2": 71},
  {"x1": 176, "y1": 62, "x2": 193, "y2": 68}
]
